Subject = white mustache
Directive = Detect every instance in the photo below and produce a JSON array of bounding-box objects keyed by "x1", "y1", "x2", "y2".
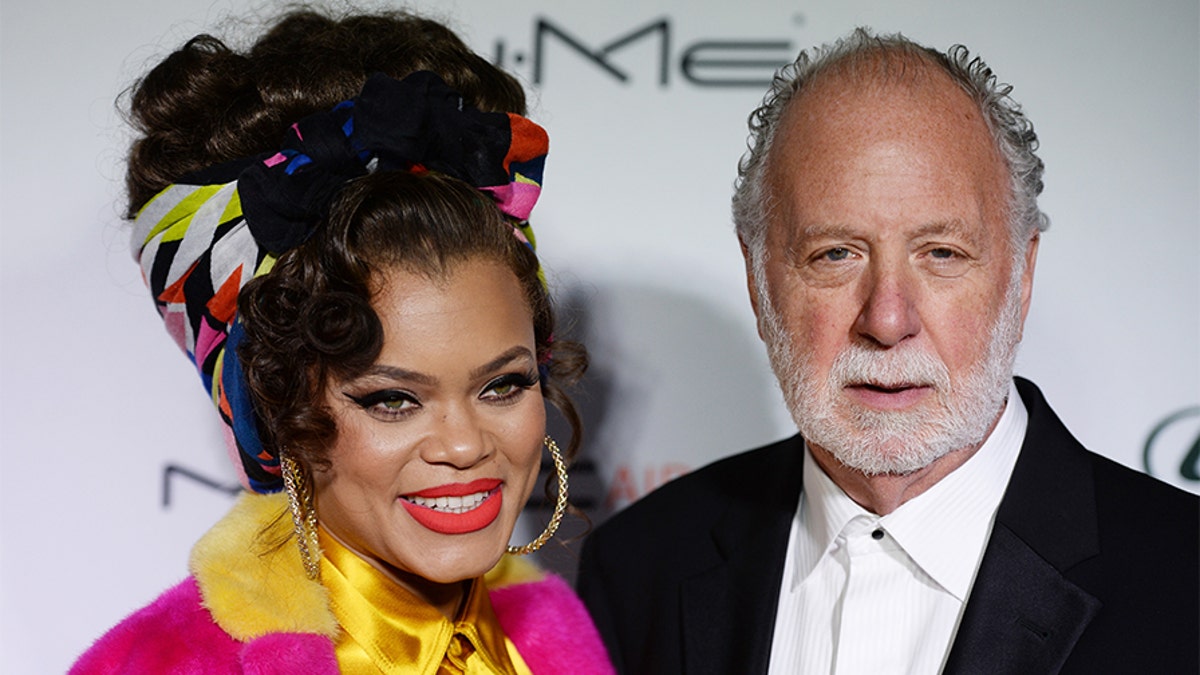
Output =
[{"x1": 827, "y1": 345, "x2": 951, "y2": 392}]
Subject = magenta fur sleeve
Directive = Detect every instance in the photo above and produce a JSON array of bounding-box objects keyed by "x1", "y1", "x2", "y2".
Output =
[
  {"x1": 490, "y1": 575, "x2": 616, "y2": 675},
  {"x1": 69, "y1": 579, "x2": 338, "y2": 675},
  {"x1": 70, "y1": 579, "x2": 242, "y2": 674}
]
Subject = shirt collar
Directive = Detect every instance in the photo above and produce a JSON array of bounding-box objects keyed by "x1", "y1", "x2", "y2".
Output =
[
  {"x1": 794, "y1": 381, "x2": 1028, "y2": 599},
  {"x1": 793, "y1": 442, "x2": 871, "y2": 585}
]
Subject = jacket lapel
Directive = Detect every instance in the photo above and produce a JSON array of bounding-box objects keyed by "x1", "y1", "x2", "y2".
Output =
[
  {"x1": 941, "y1": 526, "x2": 1100, "y2": 674},
  {"x1": 679, "y1": 437, "x2": 804, "y2": 675},
  {"x1": 943, "y1": 378, "x2": 1102, "y2": 674}
]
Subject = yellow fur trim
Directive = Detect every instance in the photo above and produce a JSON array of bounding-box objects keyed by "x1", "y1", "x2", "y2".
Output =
[
  {"x1": 189, "y1": 492, "x2": 338, "y2": 641},
  {"x1": 485, "y1": 554, "x2": 546, "y2": 589}
]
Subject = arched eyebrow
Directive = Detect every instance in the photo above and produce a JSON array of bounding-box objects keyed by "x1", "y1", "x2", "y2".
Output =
[
  {"x1": 362, "y1": 365, "x2": 436, "y2": 386},
  {"x1": 360, "y1": 346, "x2": 535, "y2": 385},
  {"x1": 470, "y1": 346, "x2": 536, "y2": 380}
]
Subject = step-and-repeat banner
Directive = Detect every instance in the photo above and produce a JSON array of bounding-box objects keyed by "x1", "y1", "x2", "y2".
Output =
[{"x1": 2, "y1": 1, "x2": 1196, "y2": 671}]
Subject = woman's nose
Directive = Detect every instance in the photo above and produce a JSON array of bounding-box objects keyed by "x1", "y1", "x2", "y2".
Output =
[{"x1": 419, "y1": 405, "x2": 492, "y2": 468}]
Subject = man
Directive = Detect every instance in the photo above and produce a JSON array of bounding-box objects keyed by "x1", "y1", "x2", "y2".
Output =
[{"x1": 577, "y1": 29, "x2": 1198, "y2": 675}]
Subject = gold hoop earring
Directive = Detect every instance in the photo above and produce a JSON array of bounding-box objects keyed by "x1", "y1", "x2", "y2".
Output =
[
  {"x1": 507, "y1": 436, "x2": 569, "y2": 555},
  {"x1": 281, "y1": 453, "x2": 321, "y2": 580}
]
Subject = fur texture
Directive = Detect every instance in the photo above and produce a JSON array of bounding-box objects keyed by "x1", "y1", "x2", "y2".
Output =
[
  {"x1": 190, "y1": 492, "x2": 337, "y2": 640},
  {"x1": 492, "y1": 573, "x2": 616, "y2": 674}
]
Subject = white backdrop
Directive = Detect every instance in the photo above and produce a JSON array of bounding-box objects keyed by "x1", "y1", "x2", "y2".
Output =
[{"x1": 1, "y1": 1, "x2": 1197, "y2": 672}]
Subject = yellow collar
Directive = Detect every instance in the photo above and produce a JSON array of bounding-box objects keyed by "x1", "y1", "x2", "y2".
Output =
[{"x1": 320, "y1": 528, "x2": 522, "y2": 674}]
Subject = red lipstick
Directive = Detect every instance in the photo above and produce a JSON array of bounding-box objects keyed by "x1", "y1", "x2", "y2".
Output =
[
  {"x1": 408, "y1": 478, "x2": 501, "y2": 499},
  {"x1": 400, "y1": 479, "x2": 503, "y2": 534}
]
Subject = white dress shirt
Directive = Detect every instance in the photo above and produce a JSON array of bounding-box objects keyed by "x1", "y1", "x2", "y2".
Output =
[{"x1": 767, "y1": 382, "x2": 1028, "y2": 675}]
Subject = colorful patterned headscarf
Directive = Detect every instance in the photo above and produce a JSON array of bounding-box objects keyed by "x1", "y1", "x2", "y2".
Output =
[{"x1": 131, "y1": 71, "x2": 549, "y2": 493}]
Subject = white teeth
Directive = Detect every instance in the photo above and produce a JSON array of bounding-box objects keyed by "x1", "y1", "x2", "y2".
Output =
[{"x1": 406, "y1": 490, "x2": 490, "y2": 514}]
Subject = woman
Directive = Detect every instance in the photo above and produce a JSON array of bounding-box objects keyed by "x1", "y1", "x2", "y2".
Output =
[{"x1": 73, "y1": 10, "x2": 612, "y2": 674}]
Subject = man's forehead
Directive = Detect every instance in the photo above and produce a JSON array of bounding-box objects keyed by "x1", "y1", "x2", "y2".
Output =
[
  {"x1": 763, "y1": 55, "x2": 1010, "y2": 245},
  {"x1": 770, "y1": 50, "x2": 1001, "y2": 171},
  {"x1": 782, "y1": 57, "x2": 979, "y2": 141}
]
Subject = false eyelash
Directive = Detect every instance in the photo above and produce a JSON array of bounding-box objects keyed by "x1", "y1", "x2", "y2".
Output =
[{"x1": 344, "y1": 390, "x2": 415, "y2": 409}]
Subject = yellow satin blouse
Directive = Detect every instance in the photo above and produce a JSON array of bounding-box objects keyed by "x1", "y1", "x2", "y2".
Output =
[{"x1": 319, "y1": 529, "x2": 534, "y2": 675}]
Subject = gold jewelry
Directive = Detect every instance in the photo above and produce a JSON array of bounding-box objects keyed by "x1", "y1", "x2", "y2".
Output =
[
  {"x1": 282, "y1": 453, "x2": 321, "y2": 580},
  {"x1": 507, "y1": 436, "x2": 569, "y2": 555}
]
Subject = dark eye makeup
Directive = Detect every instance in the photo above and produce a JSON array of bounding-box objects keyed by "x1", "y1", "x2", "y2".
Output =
[
  {"x1": 344, "y1": 389, "x2": 417, "y2": 411},
  {"x1": 341, "y1": 369, "x2": 540, "y2": 421},
  {"x1": 481, "y1": 370, "x2": 540, "y2": 401}
]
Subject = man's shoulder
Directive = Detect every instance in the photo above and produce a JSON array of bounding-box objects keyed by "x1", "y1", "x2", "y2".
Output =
[
  {"x1": 1009, "y1": 380, "x2": 1198, "y2": 670},
  {"x1": 1015, "y1": 377, "x2": 1198, "y2": 516},
  {"x1": 1067, "y1": 444, "x2": 1197, "y2": 552},
  {"x1": 1090, "y1": 445, "x2": 1196, "y2": 495},
  {"x1": 1010, "y1": 376, "x2": 1198, "y2": 582}
]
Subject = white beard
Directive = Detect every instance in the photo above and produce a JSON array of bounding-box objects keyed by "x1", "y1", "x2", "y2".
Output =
[{"x1": 760, "y1": 265, "x2": 1024, "y2": 476}]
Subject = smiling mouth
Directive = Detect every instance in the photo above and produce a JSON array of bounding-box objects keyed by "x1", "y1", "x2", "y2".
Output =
[
  {"x1": 403, "y1": 489, "x2": 493, "y2": 514},
  {"x1": 399, "y1": 479, "x2": 505, "y2": 534}
]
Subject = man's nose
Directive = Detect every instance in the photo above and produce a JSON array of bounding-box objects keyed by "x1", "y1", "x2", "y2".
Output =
[{"x1": 853, "y1": 262, "x2": 921, "y2": 348}]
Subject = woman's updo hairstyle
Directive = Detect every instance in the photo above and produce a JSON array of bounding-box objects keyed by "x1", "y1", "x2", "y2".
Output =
[
  {"x1": 124, "y1": 9, "x2": 586, "y2": 479},
  {"x1": 125, "y1": 10, "x2": 526, "y2": 216}
]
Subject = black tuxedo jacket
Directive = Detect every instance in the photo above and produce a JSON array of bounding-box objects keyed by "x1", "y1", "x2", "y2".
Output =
[{"x1": 578, "y1": 379, "x2": 1199, "y2": 674}]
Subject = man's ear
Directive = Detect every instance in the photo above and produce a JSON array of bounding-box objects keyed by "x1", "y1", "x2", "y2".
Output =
[
  {"x1": 739, "y1": 234, "x2": 765, "y2": 341},
  {"x1": 1017, "y1": 232, "x2": 1040, "y2": 339}
]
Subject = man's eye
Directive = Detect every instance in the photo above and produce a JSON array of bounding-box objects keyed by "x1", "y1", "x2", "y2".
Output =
[
  {"x1": 920, "y1": 246, "x2": 973, "y2": 278},
  {"x1": 823, "y1": 247, "x2": 851, "y2": 262}
]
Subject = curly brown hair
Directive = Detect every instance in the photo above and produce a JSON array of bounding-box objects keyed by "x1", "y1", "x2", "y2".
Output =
[{"x1": 124, "y1": 9, "x2": 586, "y2": 481}]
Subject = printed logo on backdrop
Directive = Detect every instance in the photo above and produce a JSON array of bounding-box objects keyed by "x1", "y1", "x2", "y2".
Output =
[
  {"x1": 493, "y1": 15, "x2": 803, "y2": 87},
  {"x1": 1142, "y1": 406, "x2": 1200, "y2": 492}
]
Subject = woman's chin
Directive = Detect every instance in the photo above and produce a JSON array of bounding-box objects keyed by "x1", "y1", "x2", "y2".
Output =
[{"x1": 387, "y1": 536, "x2": 508, "y2": 586}]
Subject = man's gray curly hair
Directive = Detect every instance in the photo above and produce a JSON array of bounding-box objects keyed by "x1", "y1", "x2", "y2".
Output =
[{"x1": 732, "y1": 28, "x2": 1048, "y2": 268}]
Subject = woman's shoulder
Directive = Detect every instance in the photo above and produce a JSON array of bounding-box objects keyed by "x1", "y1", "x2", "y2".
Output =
[
  {"x1": 71, "y1": 492, "x2": 341, "y2": 675},
  {"x1": 69, "y1": 577, "x2": 242, "y2": 674},
  {"x1": 70, "y1": 571, "x2": 340, "y2": 675}
]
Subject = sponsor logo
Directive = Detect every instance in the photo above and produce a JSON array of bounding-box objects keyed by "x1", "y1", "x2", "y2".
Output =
[
  {"x1": 161, "y1": 464, "x2": 239, "y2": 507},
  {"x1": 493, "y1": 16, "x2": 800, "y2": 88},
  {"x1": 1142, "y1": 406, "x2": 1200, "y2": 487}
]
